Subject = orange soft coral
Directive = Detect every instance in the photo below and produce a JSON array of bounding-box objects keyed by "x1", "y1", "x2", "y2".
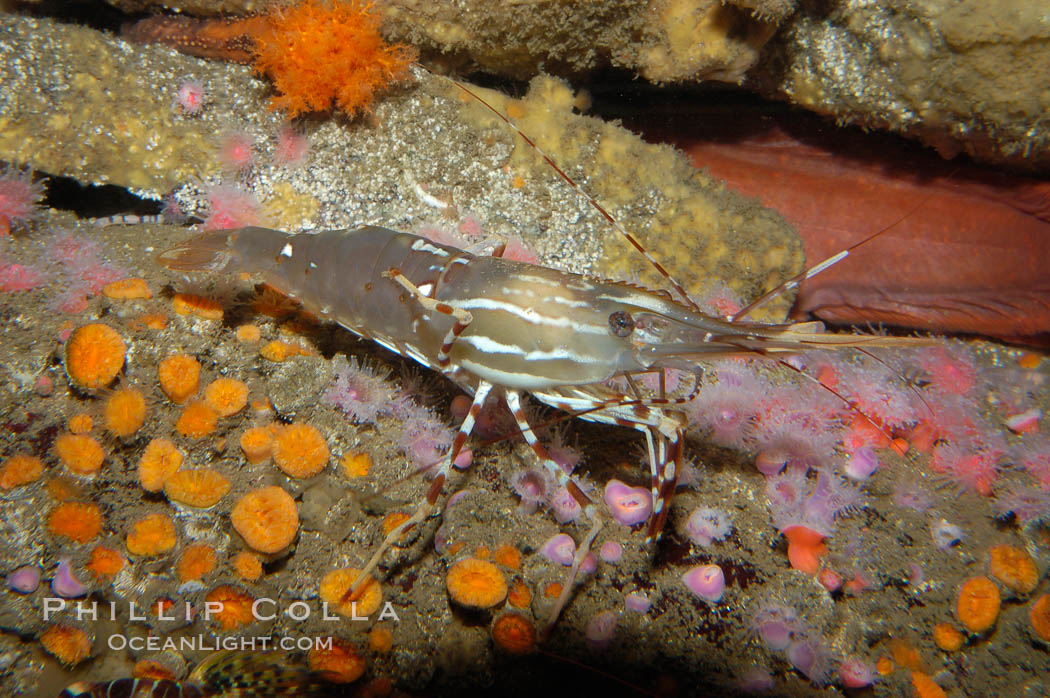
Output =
[{"x1": 251, "y1": 0, "x2": 416, "y2": 119}]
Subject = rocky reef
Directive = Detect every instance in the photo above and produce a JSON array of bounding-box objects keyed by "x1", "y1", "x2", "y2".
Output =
[{"x1": 1, "y1": 3, "x2": 1049, "y2": 698}]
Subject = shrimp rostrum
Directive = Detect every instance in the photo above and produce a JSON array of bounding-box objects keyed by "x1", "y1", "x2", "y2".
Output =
[{"x1": 159, "y1": 222, "x2": 917, "y2": 628}]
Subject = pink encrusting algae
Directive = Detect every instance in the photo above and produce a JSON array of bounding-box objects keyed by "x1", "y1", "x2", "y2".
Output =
[
  {"x1": 1015, "y1": 433, "x2": 1050, "y2": 490},
  {"x1": 604, "y1": 479, "x2": 653, "y2": 526},
  {"x1": 1, "y1": 229, "x2": 126, "y2": 309},
  {"x1": 766, "y1": 469, "x2": 862, "y2": 574},
  {"x1": 683, "y1": 506, "x2": 733, "y2": 547},
  {"x1": 509, "y1": 466, "x2": 552, "y2": 514},
  {"x1": 549, "y1": 484, "x2": 585, "y2": 524},
  {"x1": 540, "y1": 533, "x2": 576, "y2": 566},
  {"x1": 174, "y1": 79, "x2": 205, "y2": 114},
  {"x1": 273, "y1": 126, "x2": 311, "y2": 167},
  {"x1": 323, "y1": 354, "x2": 396, "y2": 425},
  {"x1": 684, "y1": 360, "x2": 767, "y2": 448},
  {"x1": 0, "y1": 165, "x2": 45, "y2": 235},
  {"x1": 218, "y1": 130, "x2": 254, "y2": 172},
  {"x1": 930, "y1": 438, "x2": 1005, "y2": 497},
  {"x1": 397, "y1": 403, "x2": 454, "y2": 474},
  {"x1": 0, "y1": 246, "x2": 45, "y2": 292},
  {"x1": 202, "y1": 185, "x2": 265, "y2": 230}
]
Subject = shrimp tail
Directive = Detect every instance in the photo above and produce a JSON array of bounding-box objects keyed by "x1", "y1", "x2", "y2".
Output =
[{"x1": 156, "y1": 230, "x2": 242, "y2": 272}]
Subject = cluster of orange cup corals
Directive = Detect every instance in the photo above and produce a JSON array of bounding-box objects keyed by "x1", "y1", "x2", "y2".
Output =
[{"x1": 11, "y1": 315, "x2": 303, "y2": 665}]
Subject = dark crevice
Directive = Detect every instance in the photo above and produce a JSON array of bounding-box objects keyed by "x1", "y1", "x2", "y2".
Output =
[
  {"x1": 11, "y1": 0, "x2": 135, "y2": 34},
  {"x1": 41, "y1": 174, "x2": 163, "y2": 220}
]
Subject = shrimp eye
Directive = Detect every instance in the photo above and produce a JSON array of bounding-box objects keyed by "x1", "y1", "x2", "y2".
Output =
[{"x1": 608, "y1": 310, "x2": 635, "y2": 337}]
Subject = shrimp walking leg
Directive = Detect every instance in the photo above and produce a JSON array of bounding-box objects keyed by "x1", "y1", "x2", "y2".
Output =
[
  {"x1": 382, "y1": 267, "x2": 473, "y2": 369},
  {"x1": 347, "y1": 381, "x2": 495, "y2": 598},
  {"x1": 504, "y1": 390, "x2": 603, "y2": 632}
]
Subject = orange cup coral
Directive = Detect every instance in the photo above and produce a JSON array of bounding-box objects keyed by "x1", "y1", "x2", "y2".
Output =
[
  {"x1": 232, "y1": 551, "x2": 263, "y2": 581},
  {"x1": 126, "y1": 513, "x2": 177, "y2": 556},
  {"x1": 932, "y1": 623, "x2": 965, "y2": 652},
  {"x1": 152, "y1": 598, "x2": 175, "y2": 618},
  {"x1": 272, "y1": 422, "x2": 329, "y2": 477},
  {"x1": 204, "y1": 377, "x2": 250, "y2": 417},
  {"x1": 955, "y1": 575, "x2": 1001, "y2": 633},
  {"x1": 368, "y1": 625, "x2": 393, "y2": 653},
  {"x1": 0, "y1": 453, "x2": 43, "y2": 490},
  {"x1": 138, "y1": 438, "x2": 184, "y2": 492},
  {"x1": 987, "y1": 544, "x2": 1039, "y2": 594},
  {"x1": 910, "y1": 671, "x2": 947, "y2": 698},
  {"x1": 889, "y1": 639, "x2": 923, "y2": 672},
  {"x1": 39, "y1": 624, "x2": 92, "y2": 666},
  {"x1": 47, "y1": 501, "x2": 103, "y2": 543},
  {"x1": 340, "y1": 451, "x2": 371, "y2": 478},
  {"x1": 446, "y1": 558, "x2": 507, "y2": 609},
  {"x1": 259, "y1": 340, "x2": 309, "y2": 362},
  {"x1": 235, "y1": 324, "x2": 262, "y2": 342},
  {"x1": 173, "y1": 292, "x2": 223, "y2": 321},
  {"x1": 508, "y1": 580, "x2": 532, "y2": 609},
  {"x1": 175, "y1": 402, "x2": 219, "y2": 438},
  {"x1": 67, "y1": 413, "x2": 93, "y2": 434},
  {"x1": 86, "y1": 545, "x2": 125, "y2": 581},
  {"x1": 177, "y1": 543, "x2": 217, "y2": 582},
  {"x1": 491, "y1": 611, "x2": 536, "y2": 654},
  {"x1": 54, "y1": 433, "x2": 105, "y2": 475},
  {"x1": 65, "y1": 323, "x2": 125, "y2": 390},
  {"x1": 46, "y1": 477, "x2": 81, "y2": 502},
  {"x1": 230, "y1": 486, "x2": 299, "y2": 553},
  {"x1": 308, "y1": 637, "x2": 366, "y2": 684},
  {"x1": 239, "y1": 426, "x2": 274, "y2": 464},
  {"x1": 158, "y1": 354, "x2": 201, "y2": 404},
  {"x1": 319, "y1": 568, "x2": 382, "y2": 617},
  {"x1": 132, "y1": 659, "x2": 175, "y2": 680},
  {"x1": 103, "y1": 386, "x2": 148, "y2": 438},
  {"x1": 102, "y1": 277, "x2": 152, "y2": 300},
  {"x1": 494, "y1": 544, "x2": 522, "y2": 570},
  {"x1": 251, "y1": 0, "x2": 417, "y2": 119},
  {"x1": 138, "y1": 313, "x2": 168, "y2": 330},
  {"x1": 381, "y1": 511, "x2": 413, "y2": 545},
  {"x1": 1031, "y1": 594, "x2": 1050, "y2": 643},
  {"x1": 204, "y1": 585, "x2": 255, "y2": 630},
  {"x1": 164, "y1": 468, "x2": 231, "y2": 508}
]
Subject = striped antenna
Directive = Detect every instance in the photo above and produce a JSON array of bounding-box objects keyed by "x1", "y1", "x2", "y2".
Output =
[
  {"x1": 730, "y1": 171, "x2": 958, "y2": 323},
  {"x1": 418, "y1": 64, "x2": 703, "y2": 313}
]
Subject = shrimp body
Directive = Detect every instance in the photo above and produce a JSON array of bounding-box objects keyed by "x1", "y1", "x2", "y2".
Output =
[
  {"x1": 160, "y1": 130, "x2": 924, "y2": 635},
  {"x1": 161, "y1": 225, "x2": 895, "y2": 397}
]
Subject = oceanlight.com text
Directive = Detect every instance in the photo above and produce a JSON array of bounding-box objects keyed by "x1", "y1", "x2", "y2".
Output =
[{"x1": 106, "y1": 634, "x2": 333, "y2": 652}]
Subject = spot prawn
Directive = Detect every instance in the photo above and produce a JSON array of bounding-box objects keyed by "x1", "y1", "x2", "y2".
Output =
[{"x1": 158, "y1": 71, "x2": 931, "y2": 635}]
